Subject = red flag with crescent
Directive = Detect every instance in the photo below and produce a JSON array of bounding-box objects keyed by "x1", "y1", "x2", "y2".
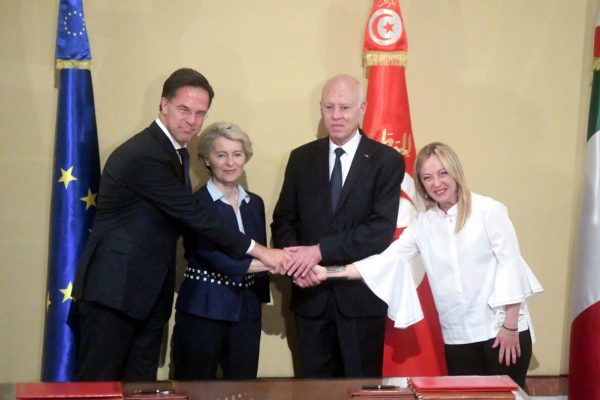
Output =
[{"x1": 362, "y1": 0, "x2": 447, "y2": 377}]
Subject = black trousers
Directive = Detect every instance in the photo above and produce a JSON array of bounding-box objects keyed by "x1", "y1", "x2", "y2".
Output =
[
  {"x1": 444, "y1": 330, "x2": 532, "y2": 388},
  {"x1": 295, "y1": 292, "x2": 386, "y2": 378},
  {"x1": 75, "y1": 286, "x2": 173, "y2": 381},
  {"x1": 172, "y1": 311, "x2": 261, "y2": 380}
]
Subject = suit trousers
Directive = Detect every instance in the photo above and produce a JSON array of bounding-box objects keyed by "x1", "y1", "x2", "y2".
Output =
[
  {"x1": 172, "y1": 311, "x2": 261, "y2": 380},
  {"x1": 75, "y1": 279, "x2": 173, "y2": 381},
  {"x1": 444, "y1": 329, "x2": 532, "y2": 388},
  {"x1": 294, "y1": 290, "x2": 385, "y2": 378}
]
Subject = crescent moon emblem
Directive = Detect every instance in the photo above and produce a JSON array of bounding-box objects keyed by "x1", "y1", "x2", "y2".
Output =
[
  {"x1": 368, "y1": 9, "x2": 403, "y2": 46},
  {"x1": 372, "y1": 12, "x2": 393, "y2": 42}
]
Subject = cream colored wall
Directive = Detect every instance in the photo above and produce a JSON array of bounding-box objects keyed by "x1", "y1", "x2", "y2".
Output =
[{"x1": 1, "y1": 0, "x2": 595, "y2": 382}]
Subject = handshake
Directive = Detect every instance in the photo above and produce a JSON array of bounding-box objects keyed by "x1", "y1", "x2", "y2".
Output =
[{"x1": 251, "y1": 244, "x2": 331, "y2": 288}]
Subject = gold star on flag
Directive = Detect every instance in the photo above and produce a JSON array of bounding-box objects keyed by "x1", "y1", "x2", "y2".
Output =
[
  {"x1": 47, "y1": 292, "x2": 51, "y2": 310},
  {"x1": 80, "y1": 188, "x2": 97, "y2": 210},
  {"x1": 59, "y1": 282, "x2": 74, "y2": 303},
  {"x1": 58, "y1": 166, "x2": 78, "y2": 189}
]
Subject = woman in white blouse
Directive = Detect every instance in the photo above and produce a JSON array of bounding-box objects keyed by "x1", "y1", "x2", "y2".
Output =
[{"x1": 297, "y1": 142, "x2": 543, "y2": 387}]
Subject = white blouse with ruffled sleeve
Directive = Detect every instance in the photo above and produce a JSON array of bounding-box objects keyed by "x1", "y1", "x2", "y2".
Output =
[{"x1": 355, "y1": 192, "x2": 543, "y2": 345}]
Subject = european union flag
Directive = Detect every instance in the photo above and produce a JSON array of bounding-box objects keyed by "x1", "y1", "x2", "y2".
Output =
[{"x1": 42, "y1": 0, "x2": 100, "y2": 382}]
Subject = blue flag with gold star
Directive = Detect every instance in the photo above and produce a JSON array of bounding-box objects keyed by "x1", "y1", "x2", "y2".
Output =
[{"x1": 42, "y1": 0, "x2": 100, "y2": 382}]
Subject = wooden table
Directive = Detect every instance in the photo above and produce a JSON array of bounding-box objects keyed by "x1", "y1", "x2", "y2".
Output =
[
  {"x1": 2, "y1": 378, "x2": 532, "y2": 400},
  {"x1": 124, "y1": 377, "x2": 531, "y2": 400},
  {"x1": 125, "y1": 378, "x2": 379, "y2": 400}
]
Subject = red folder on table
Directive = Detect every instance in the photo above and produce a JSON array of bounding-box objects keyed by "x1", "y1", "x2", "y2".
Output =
[
  {"x1": 16, "y1": 381, "x2": 123, "y2": 399},
  {"x1": 409, "y1": 375, "x2": 518, "y2": 392}
]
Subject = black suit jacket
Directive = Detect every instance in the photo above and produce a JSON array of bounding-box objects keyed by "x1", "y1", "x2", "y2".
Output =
[
  {"x1": 272, "y1": 132, "x2": 405, "y2": 318},
  {"x1": 73, "y1": 122, "x2": 250, "y2": 320}
]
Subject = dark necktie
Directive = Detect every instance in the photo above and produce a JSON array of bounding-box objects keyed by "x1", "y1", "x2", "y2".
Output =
[
  {"x1": 330, "y1": 147, "x2": 344, "y2": 211},
  {"x1": 177, "y1": 148, "x2": 192, "y2": 192}
]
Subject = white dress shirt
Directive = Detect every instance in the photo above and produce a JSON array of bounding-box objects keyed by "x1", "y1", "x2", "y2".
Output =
[
  {"x1": 156, "y1": 117, "x2": 184, "y2": 150},
  {"x1": 329, "y1": 130, "x2": 361, "y2": 184},
  {"x1": 355, "y1": 192, "x2": 543, "y2": 344}
]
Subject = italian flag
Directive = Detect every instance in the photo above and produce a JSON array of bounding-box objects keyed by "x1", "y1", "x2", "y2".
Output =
[
  {"x1": 568, "y1": 13, "x2": 600, "y2": 400},
  {"x1": 362, "y1": 0, "x2": 446, "y2": 376}
]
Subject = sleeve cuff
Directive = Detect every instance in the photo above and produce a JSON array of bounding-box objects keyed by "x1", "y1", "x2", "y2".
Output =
[
  {"x1": 488, "y1": 256, "x2": 543, "y2": 308},
  {"x1": 246, "y1": 239, "x2": 256, "y2": 254},
  {"x1": 356, "y1": 256, "x2": 424, "y2": 328}
]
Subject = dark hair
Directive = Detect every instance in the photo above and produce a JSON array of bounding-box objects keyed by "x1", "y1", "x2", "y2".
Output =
[{"x1": 161, "y1": 68, "x2": 215, "y2": 108}]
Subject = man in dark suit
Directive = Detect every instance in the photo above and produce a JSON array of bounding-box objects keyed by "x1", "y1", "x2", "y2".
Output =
[
  {"x1": 271, "y1": 74, "x2": 405, "y2": 378},
  {"x1": 73, "y1": 68, "x2": 287, "y2": 381}
]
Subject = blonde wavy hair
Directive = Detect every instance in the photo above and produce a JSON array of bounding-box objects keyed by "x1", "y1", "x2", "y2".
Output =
[{"x1": 415, "y1": 142, "x2": 471, "y2": 232}]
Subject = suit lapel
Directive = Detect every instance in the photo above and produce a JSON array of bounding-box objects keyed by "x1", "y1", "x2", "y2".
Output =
[
  {"x1": 316, "y1": 139, "x2": 333, "y2": 215},
  {"x1": 149, "y1": 122, "x2": 184, "y2": 182},
  {"x1": 240, "y1": 200, "x2": 257, "y2": 237}
]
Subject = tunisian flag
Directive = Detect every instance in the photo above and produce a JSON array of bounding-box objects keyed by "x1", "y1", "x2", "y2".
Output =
[
  {"x1": 361, "y1": 0, "x2": 447, "y2": 376},
  {"x1": 568, "y1": 12, "x2": 600, "y2": 400}
]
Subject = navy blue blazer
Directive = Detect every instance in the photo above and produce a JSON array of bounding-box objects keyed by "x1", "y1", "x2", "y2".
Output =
[{"x1": 176, "y1": 185, "x2": 270, "y2": 322}]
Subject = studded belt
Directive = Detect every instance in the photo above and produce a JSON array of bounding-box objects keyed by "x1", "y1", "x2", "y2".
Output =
[{"x1": 184, "y1": 265, "x2": 255, "y2": 288}]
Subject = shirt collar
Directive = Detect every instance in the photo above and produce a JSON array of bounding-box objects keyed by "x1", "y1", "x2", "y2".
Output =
[
  {"x1": 206, "y1": 178, "x2": 250, "y2": 206},
  {"x1": 433, "y1": 201, "x2": 459, "y2": 217},
  {"x1": 155, "y1": 117, "x2": 184, "y2": 150},
  {"x1": 329, "y1": 129, "x2": 361, "y2": 158}
]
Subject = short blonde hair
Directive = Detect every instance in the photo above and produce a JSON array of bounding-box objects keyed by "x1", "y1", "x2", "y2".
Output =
[
  {"x1": 415, "y1": 142, "x2": 471, "y2": 232},
  {"x1": 197, "y1": 122, "x2": 254, "y2": 164}
]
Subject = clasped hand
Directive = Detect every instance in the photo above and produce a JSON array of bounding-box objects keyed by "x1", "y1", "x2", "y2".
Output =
[
  {"x1": 256, "y1": 245, "x2": 328, "y2": 288},
  {"x1": 292, "y1": 265, "x2": 328, "y2": 288},
  {"x1": 282, "y1": 244, "x2": 322, "y2": 278}
]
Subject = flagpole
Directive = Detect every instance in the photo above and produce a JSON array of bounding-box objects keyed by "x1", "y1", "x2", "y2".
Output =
[
  {"x1": 42, "y1": 0, "x2": 100, "y2": 381},
  {"x1": 362, "y1": 0, "x2": 447, "y2": 377}
]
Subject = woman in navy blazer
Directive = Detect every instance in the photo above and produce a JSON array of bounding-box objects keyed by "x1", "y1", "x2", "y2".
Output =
[{"x1": 173, "y1": 122, "x2": 271, "y2": 380}]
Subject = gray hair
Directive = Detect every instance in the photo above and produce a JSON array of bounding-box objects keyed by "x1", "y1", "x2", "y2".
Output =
[{"x1": 196, "y1": 122, "x2": 254, "y2": 163}]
